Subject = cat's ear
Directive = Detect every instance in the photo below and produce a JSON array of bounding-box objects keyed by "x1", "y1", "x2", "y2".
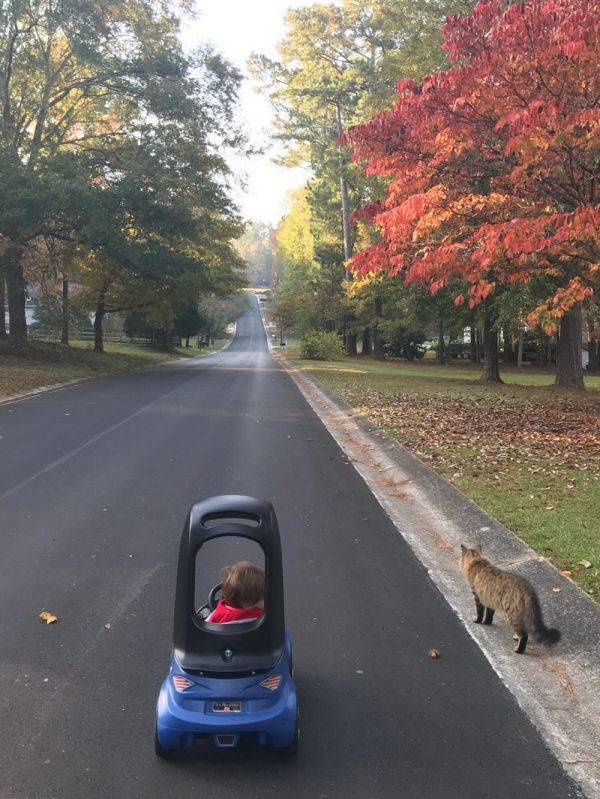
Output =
[{"x1": 460, "y1": 544, "x2": 467, "y2": 553}]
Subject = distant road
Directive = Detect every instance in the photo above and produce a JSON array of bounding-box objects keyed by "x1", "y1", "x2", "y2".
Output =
[{"x1": 0, "y1": 296, "x2": 579, "y2": 798}]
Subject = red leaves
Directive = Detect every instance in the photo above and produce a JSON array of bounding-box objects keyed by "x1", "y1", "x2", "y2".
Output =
[{"x1": 347, "y1": 0, "x2": 600, "y2": 329}]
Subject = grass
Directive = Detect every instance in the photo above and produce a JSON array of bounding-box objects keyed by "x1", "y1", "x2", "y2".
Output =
[
  {"x1": 0, "y1": 337, "x2": 229, "y2": 400},
  {"x1": 287, "y1": 353, "x2": 600, "y2": 600}
]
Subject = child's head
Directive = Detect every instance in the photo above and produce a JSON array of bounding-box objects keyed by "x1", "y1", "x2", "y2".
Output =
[{"x1": 220, "y1": 561, "x2": 264, "y2": 609}]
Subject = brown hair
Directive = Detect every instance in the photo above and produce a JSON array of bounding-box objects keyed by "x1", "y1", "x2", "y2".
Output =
[{"x1": 220, "y1": 561, "x2": 264, "y2": 609}]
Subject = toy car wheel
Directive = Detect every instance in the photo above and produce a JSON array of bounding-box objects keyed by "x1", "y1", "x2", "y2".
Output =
[
  {"x1": 155, "y1": 728, "x2": 174, "y2": 760},
  {"x1": 281, "y1": 708, "x2": 299, "y2": 756}
]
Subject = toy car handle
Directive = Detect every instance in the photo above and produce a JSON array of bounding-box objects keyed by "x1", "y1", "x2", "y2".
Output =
[{"x1": 208, "y1": 583, "x2": 223, "y2": 611}]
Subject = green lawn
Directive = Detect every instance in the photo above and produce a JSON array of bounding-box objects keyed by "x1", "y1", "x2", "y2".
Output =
[
  {"x1": 289, "y1": 353, "x2": 600, "y2": 600},
  {"x1": 0, "y1": 338, "x2": 229, "y2": 400}
]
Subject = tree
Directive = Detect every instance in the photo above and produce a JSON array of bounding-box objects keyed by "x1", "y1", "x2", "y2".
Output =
[
  {"x1": 347, "y1": 0, "x2": 599, "y2": 387},
  {"x1": 55, "y1": 48, "x2": 245, "y2": 352},
  {"x1": 0, "y1": 1, "x2": 244, "y2": 344},
  {"x1": 237, "y1": 223, "x2": 279, "y2": 287},
  {"x1": 273, "y1": 189, "x2": 320, "y2": 334},
  {"x1": 174, "y1": 307, "x2": 204, "y2": 347},
  {"x1": 124, "y1": 311, "x2": 153, "y2": 341},
  {"x1": 253, "y1": 0, "x2": 474, "y2": 354}
]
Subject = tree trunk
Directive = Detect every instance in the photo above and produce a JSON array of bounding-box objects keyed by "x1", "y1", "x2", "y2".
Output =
[
  {"x1": 503, "y1": 329, "x2": 515, "y2": 363},
  {"x1": 185, "y1": 336, "x2": 190, "y2": 348},
  {"x1": 61, "y1": 277, "x2": 69, "y2": 345},
  {"x1": 373, "y1": 296, "x2": 385, "y2": 358},
  {"x1": 448, "y1": 335, "x2": 455, "y2": 364},
  {"x1": 335, "y1": 102, "x2": 353, "y2": 270},
  {"x1": 588, "y1": 340, "x2": 600, "y2": 373},
  {"x1": 537, "y1": 335, "x2": 546, "y2": 367},
  {"x1": 0, "y1": 272, "x2": 7, "y2": 338},
  {"x1": 555, "y1": 303, "x2": 584, "y2": 389},
  {"x1": 517, "y1": 332, "x2": 524, "y2": 369},
  {"x1": 470, "y1": 325, "x2": 477, "y2": 362},
  {"x1": 94, "y1": 290, "x2": 107, "y2": 353},
  {"x1": 346, "y1": 333, "x2": 358, "y2": 356},
  {"x1": 5, "y1": 245, "x2": 27, "y2": 343},
  {"x1": 361, "y1": 327, "x2": 371, "y2": 355},
  {"x1": 438, "y1": 318, "x2": 446, "y2": 364},
  {"x1": 480, "y1": 303, "x2": 502, "y2": 383},
  {"x1": 586, "y1": 312, "x2": 599, "y2": 373}
]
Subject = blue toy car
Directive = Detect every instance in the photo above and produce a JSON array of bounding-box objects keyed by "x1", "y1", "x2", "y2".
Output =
[{"x1": 155, "y1": 495, "x2": 298, "y2": 757}]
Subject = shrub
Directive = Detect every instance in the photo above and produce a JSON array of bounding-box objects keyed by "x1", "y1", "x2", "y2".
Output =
[
  {"x1": 385, "y1": 328, "x2": 427, "y2": 360},
  {"x1": 300, "y1": 330, "x2": 345, "y2": 360},
  {"x1": 449, "y1": 341, "x2": 470, "y2": 359}
]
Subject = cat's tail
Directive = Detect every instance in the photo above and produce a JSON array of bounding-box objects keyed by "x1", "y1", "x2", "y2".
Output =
[{"x1": 530, "y1": 593, "x2": 561, "y2": 645}]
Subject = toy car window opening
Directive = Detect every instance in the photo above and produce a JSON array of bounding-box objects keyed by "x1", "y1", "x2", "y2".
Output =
[
  {"x1": 194, "y1": 536, "x2": 266, "y2": 633},
  {"x1": 173, "y1": 496, "x2": 286, "y2": 674}
]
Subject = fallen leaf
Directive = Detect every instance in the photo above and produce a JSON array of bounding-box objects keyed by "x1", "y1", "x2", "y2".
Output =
[
  {"x1": 39, "y1": 611, "x2": 58, "y2": 625},
  {"x1": 552, "y1": 587, "x2": 561, "y2": 593},
  {"x1": 561, "y1": 570, "x2": 572, "y2": 578},
  {"x1": 579, "y1": 560, "x2": 592, "y2": 569},
  {"x1": 104, "y1": 623, "x2": 111, "y2": 630},
  {"x1": 428, "y1": 648, "x2": 441, "y2": 659}
]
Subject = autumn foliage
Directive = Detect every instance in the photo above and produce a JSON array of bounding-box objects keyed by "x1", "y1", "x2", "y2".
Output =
[{"x1": 346, "y1": 0, "x2": 600, "y2": 332}]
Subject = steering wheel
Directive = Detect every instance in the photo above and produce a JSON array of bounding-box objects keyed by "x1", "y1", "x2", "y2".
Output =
[
  {"x1": 196, "y1": 583, "x2": 223, "y2": 621},
  {"x1": 208, "y1": 582, "x2": 223, "y2": 611}
]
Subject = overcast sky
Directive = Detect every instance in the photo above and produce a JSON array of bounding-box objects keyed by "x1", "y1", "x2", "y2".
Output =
[{"x1": 182, "y1": 1, "x2": 317, "y2": 227}]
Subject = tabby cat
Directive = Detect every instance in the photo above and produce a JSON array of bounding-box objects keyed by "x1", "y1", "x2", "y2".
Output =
[{"x1": 460, "y1": 545, "x2": 561, "y2": 654}]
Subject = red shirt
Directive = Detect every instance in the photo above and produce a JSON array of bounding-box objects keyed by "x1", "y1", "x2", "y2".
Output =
[{"x1": 207, "y1": 600, "x2": 263, "y2": 624}]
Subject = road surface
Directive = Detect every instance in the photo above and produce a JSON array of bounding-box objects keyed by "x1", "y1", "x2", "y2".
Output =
[{"x1": 0, "y1": 297, "x2": 579, "y2": 798}]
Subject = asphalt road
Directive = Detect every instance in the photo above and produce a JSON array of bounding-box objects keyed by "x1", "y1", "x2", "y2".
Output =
[{"x1": 0, "y1": 296, "x2": 579, "y2": 799}]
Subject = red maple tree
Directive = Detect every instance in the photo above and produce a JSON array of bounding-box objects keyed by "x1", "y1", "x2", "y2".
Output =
[{"x1": 347, "y1": 0, "x2": 599, "y2": 386}]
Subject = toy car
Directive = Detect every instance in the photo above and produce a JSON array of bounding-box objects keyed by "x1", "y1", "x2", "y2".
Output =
[{"x1": 155, "y1": 495, "x2": 298, "y2": 757}]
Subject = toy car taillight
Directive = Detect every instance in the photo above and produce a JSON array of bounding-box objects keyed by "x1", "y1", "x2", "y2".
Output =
[
  {"x1": 260, "y1": 674, "x2": 281, "y2": 691},
  {"x1": 173, "y1": 675, "x2": 193, "y2": 692}
]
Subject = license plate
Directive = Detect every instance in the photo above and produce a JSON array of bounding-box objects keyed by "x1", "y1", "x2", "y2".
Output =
[{"x1": 212, "y1": 701, "x2": 241, "y2": 713}]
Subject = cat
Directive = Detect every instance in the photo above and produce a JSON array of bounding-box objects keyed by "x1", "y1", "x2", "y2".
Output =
[{"x1": 459, "y1": 545, "x2": 561, "y2": 654}]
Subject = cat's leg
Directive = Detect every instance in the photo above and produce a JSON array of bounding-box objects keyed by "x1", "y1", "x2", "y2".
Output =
[
  {"x1": 483, "y1": 607, "x2": 495, "y2": 625},
  {"x1": 514, "y1": 629, "x2": 528, "y2": 654},
  {"x1": 473, "y1": 592, "x2": 485, "y2": 623}
]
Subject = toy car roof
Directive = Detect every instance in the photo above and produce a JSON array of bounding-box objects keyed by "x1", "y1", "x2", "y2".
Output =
[{"x1": 172, "y1": 495, "x2": 286, "y2": 675}]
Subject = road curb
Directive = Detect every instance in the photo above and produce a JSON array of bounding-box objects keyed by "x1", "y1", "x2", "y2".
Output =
[
  {"x1": 275, "y1": 353, "x2": 599, "y2": 799},
  {"x1": 0, "y1": 377, "x2": 96, "y2": 407},
  {"x1": 0, "y1": 337, "x2": 235, "y2": 408}
]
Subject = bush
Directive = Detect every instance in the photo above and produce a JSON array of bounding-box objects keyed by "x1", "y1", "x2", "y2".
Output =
[
  {"x1": 385, "y1": 328, "x2": 427, "y2": 360},
  {"x1": 300, "y1": 331, "x2": 345, "y2": 360},
  {"x1": 449, "y1": 341, "x2": 470, "y2": 359}
]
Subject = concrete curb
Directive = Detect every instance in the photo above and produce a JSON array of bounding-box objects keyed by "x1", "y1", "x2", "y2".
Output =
[
  {"x1": 275, "y1": 353, "x2": 599, "y2": 799},
  {"x1": 0, "y1": 377, "x2": 96, "y2": 407},
  {"x1": 0, "y1": 336, "x2": 235, "y2": 408}
]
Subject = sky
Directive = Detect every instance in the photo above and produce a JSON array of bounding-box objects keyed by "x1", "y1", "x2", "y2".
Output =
[{"x1": 182, "y1": 1, "x2": 316, "y2": 227}]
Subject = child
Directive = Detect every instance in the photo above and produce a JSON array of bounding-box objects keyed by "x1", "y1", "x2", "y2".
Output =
[{"x1": 207, "y1": 561, "x2": 265, "y2": 623}]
